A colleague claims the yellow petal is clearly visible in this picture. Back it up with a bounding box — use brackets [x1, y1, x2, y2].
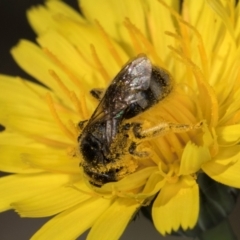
[0, 145, 42, 173]
[11, 40, 77, 106]
[0, 75, 51, 116]
[46, 17, 129, 82]
[185, 0, 224, 59]
[99, 167, 157, 193]
[146, 0, 178, 61]
[202, 146, 240, 188]
[12, 181, 90, 217]
[183, 0, 204, 27]
[235, 3, 240, 40]
[152, 176, 199, 235]
[0, 114, 72, 145]
[87, 198, 140, 240]
[21, 149, 81, 174]
[0, 173, 76, 212]
[31, 198, 111, 240]
[218, 88, 240, 125]
[0, 76, 77, 145]
[0, 131, 44, 173]
[179, 141, 211, 175]
[37, 30, 92, 87]
[81, 0, 147, 42]
[139, 172, 166, 198]
[216, 125, 240, 145]
[45, 0, 83, 21]
[28, 0, 129, 83]
[206, 0, 235, 39]
[27, 0, 85, 35]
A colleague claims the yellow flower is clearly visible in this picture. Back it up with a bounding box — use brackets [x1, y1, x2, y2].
[0, 0, 240, 239]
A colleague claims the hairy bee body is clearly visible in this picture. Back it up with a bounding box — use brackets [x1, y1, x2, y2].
[78, 55, 173, 187]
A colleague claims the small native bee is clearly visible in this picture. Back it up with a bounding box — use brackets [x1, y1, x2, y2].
[78, 54, 199, 187]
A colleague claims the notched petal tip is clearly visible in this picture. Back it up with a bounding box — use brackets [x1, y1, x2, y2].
[152, 176, 199, 235]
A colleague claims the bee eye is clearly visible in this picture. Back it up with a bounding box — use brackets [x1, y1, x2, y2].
[81, 135, 104, 164]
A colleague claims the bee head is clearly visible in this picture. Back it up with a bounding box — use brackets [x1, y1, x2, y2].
[80, 132, 108, 165]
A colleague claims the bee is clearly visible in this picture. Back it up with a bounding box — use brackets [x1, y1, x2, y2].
[78, 54, 200, 187]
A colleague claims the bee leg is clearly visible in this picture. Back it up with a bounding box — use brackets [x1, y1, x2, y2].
[128, 142, 149, 158]
[90, 88, 105, 101]
[133, 121, 203, 139]
[78, 120, 88, 130]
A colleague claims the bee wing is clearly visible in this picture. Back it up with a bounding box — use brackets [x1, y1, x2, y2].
[89, 55, 152, 124]
[119, 54, 152, 92]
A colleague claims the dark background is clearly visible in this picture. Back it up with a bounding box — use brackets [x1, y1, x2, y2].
[0, 0, 239, 239]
